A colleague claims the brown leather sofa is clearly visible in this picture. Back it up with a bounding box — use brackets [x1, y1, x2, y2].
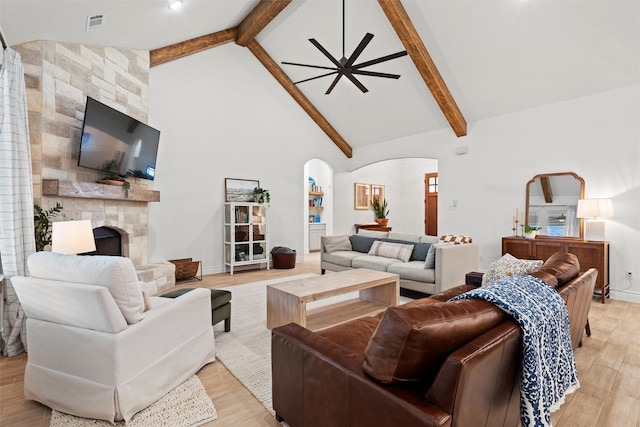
[271, 252, 597, 427]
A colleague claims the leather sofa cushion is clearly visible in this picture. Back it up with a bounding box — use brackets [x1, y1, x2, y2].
[531, 251, 580, 287]
[317, 316, 381, 355]
[363, 299, 505, 384]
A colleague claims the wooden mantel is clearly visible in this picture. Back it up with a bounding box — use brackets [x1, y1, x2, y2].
[43, 179, 160, 203]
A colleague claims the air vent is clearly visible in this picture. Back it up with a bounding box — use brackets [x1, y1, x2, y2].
[86, 14, 105, 31]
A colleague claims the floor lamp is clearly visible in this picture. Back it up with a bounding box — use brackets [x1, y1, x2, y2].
[577, 199, 613, 241]
[51, 220, 96, 255]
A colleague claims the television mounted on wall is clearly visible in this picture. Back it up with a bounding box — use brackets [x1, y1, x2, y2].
[78, 97, 160, 180]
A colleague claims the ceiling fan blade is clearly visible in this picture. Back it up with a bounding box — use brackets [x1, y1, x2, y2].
[342, 71, 369, 93]
[353, 50, 408, 70]
[309, 39, 343, 68]
[294, 71, 339, 85]
[282, 61, 337, 72]
[351, 69, 401, 79]
[325, 73, 344, 95]
[343, 33, 374, 67]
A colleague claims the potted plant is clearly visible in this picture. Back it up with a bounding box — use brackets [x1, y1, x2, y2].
[253, 187, 270, 203]
[371, 198, 390, 226]
[524, 225, 541, 239]
[34, 202, 63, 251]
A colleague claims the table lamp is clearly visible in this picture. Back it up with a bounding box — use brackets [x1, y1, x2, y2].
[576, 198, 613, 241]
[51, 220, 96, 255]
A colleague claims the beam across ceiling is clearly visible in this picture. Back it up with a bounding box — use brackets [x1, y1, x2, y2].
[246, 40, 353, 158]
[150, 28, 238, 67]
[236, 0, 292, 47]
[378, 0, 467, 137]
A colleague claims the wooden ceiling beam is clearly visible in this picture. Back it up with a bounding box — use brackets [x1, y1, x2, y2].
[377, 0, 467, 137]
[540, 176, 554, 203]
[236, 0, 292, 47]
[246, 39, 353, 158]
[150, 27, 238, 67]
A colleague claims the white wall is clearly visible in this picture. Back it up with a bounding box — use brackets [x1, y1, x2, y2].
[149, 44, 639, 302]
[333, 158, 438, 234]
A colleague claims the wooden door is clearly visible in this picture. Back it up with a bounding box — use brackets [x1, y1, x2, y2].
[425, 173, 438, 235]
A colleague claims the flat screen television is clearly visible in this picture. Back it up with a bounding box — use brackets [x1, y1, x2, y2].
[78, 97, 160, 180]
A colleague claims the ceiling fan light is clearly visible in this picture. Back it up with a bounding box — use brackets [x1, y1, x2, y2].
[168, 0, 183, 10]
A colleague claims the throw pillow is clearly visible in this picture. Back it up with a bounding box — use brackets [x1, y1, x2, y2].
[368, 241, 414, 262]
[482, 253, 543, 285]
[439, 234, 473, 244]
[380, 238, 430, 261]
[363, 299, 505, 383]
[424, 244, 436, 269]
[349, 234, 377, 253]
[323, 234, 352, 253]
[141, 288, 152, 312]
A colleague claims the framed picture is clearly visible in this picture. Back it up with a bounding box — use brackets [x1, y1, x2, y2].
[371, 184, 385, 205]
[225, 178, 259, 202]
[354, 182, 370, 210]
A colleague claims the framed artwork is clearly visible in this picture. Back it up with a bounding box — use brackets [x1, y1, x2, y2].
[371, 184, 385, 205]
[354, 182, 370, 210]
[225, 178, 259, 202]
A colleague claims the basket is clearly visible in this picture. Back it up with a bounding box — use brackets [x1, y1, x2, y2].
[272, 252, 296, 269]
[169, 258, 201, 280]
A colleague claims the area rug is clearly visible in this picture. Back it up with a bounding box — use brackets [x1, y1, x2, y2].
[213, 273, 411, 416]
[49, 375, 217, 427]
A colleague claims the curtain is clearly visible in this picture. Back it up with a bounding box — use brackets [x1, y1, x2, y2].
[0, 47, 35, 356]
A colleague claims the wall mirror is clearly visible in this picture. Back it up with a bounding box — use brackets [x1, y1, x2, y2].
[526, 172, 585, 239]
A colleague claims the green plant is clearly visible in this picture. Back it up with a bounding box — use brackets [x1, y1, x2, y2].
[122, 181, 131, 198]
[525, 225, 541, 233]
[371, 198, 389, 219]
[253, 187, 270, 203]
[34, 202, 63, 251]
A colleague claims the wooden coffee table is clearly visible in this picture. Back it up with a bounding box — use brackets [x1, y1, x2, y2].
[266, 269, 399, 331]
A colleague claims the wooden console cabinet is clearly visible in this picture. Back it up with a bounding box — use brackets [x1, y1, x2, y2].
[502, 237, 609, 303]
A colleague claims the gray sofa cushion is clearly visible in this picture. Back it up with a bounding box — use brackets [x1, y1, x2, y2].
[324, 235, 352, 253]
[357, 230, 389, 238]
[387, 233, 421, 243]
[323, 251, 361, 267]
[420, 235, 440, 244]
[388, 261, 436, 283]
[352, 255, 398, 271]
[349, 235, 377, 253]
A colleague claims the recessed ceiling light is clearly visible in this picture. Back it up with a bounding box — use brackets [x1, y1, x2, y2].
[168, 0, 183, 10]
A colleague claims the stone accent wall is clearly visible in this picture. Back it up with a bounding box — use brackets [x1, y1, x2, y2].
[17, 40, 153, 266]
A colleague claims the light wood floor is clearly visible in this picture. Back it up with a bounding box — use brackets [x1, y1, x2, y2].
[1, 253, 639, 426]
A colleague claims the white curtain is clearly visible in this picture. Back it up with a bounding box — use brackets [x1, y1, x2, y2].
[0, 47, 35, 356]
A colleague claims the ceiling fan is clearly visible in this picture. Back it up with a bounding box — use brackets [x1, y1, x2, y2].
[282, 0, 408, 94]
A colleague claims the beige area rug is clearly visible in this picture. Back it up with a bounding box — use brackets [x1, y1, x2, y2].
[49, 375, 217, 427]
[213, 273, 411, 416]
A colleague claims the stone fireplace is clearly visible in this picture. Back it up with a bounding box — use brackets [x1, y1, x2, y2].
[41, 179, 175, 295]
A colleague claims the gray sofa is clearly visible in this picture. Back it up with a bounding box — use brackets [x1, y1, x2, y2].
[320, 230, 479, 295]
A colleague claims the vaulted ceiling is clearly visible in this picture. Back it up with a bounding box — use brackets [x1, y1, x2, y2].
[1, 0, 638, 157]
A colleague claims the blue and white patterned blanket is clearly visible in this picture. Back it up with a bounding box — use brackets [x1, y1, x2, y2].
[450, 275, 579, 427]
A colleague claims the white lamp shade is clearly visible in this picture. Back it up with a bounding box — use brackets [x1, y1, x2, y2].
[52, 220, 96, 255]
[576, 198, 614, 219]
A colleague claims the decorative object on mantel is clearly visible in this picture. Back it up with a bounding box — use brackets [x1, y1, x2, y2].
[371, 198, 390, 226]
[122, 181, 131, 198]
[225, 178, 259, 202]
[524, 226, 542, 239]
[252, 187, 270, 203]
[34, 203, 63, 251]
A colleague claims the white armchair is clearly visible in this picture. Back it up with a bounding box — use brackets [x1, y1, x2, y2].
[12, 252, 216, 423]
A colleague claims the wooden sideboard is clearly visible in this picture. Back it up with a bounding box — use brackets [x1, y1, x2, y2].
[355, 223, 392, 233]
[502, 236, 609, 303]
